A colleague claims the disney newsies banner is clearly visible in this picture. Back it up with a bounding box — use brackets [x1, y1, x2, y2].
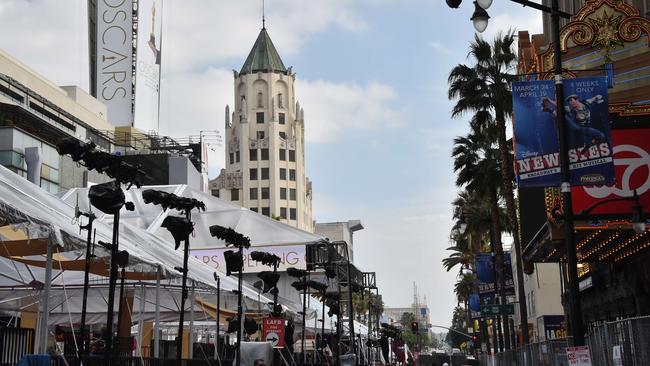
[513, 77, 615, 187]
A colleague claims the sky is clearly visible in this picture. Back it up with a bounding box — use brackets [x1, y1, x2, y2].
[0, 0, 542, 327]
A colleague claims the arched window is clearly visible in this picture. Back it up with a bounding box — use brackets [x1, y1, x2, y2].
[278, 93, 284, 108]
[257, 92, 264, 108]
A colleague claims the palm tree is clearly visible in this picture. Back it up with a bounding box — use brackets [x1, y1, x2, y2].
[452, 130, 512, 349]
[448, 31, 529, 346]
[454, 272, 476, 334]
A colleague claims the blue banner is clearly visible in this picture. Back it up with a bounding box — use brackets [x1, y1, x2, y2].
[503, 253, 515, 296]
[469, 293, 481, 319]
[513, 77, 614, 187]
[475, 253, 495, 295]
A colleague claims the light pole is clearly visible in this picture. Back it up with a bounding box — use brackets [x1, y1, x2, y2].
[446, 0, 577, 347]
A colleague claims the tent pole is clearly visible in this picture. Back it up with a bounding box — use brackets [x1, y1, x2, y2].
[154, 266, 161, 358]
[189, 281, 195, 359]
[301, 275, 307, 364]
[215, 275, 221, 364]
[235, 245, 244, 366]
[79, 214, 95, 356]
[177, 211, 193, 364]
[321, 295, 325, 366]
[137, 283, 145, 357]
[105, 210, 121, 362]
[116, 266, 126, 353]
[39, 238, 54, 354]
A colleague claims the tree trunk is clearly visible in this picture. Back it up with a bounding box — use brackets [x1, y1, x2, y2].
[489, 187, 512, 350]
[495, 112, 529, 347]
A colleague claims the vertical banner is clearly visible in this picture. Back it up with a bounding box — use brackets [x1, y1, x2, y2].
[134, 0, 162, 132]
[96, 0, 134, 126]
[503, 253, 515, 296]
[469, 293, 481, 319]
[513, 77, 614, 187]
[475, 253, 495, 297]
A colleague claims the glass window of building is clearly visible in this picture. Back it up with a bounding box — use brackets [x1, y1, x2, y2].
[290, 208, 297, 220]
[257, 92, 264, 108]
[278, 93, 284, 108]
[279, 113, 285, 125]
[262, 207, 270, 216]
[250, 149, 258, 161]
[229, 153, 234, 164]
[257, 131, 265, 139]
[256, 112, 264, 124]
[212, 190, 220, 198]
[250, 168, 257, 180]
[261, 167, 269, 180]
[235, 150, 240, 163]
[280, 187, 287, 199]
[280, 207, 287, 219]
[231, 189, 239, 201]
[289, 150, 296, 162]
[289, 169, 296, 181]
[279, 132, 286, 139]
[250, 188, 258, 200]
[279, 149, 286, 161]
[251, 207, 258, 213]
[261, 187, 270, 199]
[290, 188, 296, 201]
[279, 168, 287, 180]
[261, 149, 269, 160]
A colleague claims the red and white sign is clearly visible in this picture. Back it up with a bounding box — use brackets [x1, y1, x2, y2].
[573, 128, 650, 215]
[262, 317, 285, 348]
[567, 345, 592, 366]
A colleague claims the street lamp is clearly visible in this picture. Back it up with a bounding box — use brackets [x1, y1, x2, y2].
[574, 190, 646, 234]
[471, 1, 490, 33]
[476, 0, 493, 10]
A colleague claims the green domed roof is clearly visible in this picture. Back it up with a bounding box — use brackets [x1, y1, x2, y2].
[240, 28, 287, 75]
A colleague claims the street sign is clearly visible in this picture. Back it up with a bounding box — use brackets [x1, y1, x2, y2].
[262, 317, 285, 348]
[567, 345, 593, 366]
[480, 304, 515, 316]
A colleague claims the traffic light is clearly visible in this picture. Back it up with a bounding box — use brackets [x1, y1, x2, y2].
[471, 335, 478, 342]
[410, 321, 418, 332]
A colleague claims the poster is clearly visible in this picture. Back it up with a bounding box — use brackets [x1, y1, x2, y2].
[262, 317, 285, 348]
[513, 77, 614, 187]
[567, 345, 593, 366]
[96, 0, 134, 125]
[573, 128, 650, 215]
[475, 253, 495, 295]
[134, 0, 162, 132]
[503, 253, 515, 296]
[469, 293, 481, 319]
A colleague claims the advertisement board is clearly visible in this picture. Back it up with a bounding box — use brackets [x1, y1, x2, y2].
[503, 253, 515, 296]
[191, 244, 306, 273]
[134, 0, 162, 132]
[469, 293, 481, 319]
[262, 317, 285, 348]
[573, 128, 650, 215]
[541, 315, 566, 340]
[567, 345, 593, 366]
[96, 0, 134, 126]
[513, 77, 614, 187]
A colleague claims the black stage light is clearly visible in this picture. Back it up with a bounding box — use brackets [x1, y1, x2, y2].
[209, 225, 250, 248]
[227, 317, 239, 333]
[306, 280, 328, 293]
[350, 282, 363, 293]
[250, 251, 281, 266]
[244, 318, 258, 335]
[112, 161, 145, 188]
[291, 280, 307, 292]
[223, 250, 243, 276]
[287, 267, 307, 278]
[257, 271, 280, 293]
[82, 150, 116, 174]
[56, 138, 95, 162]
[115, 250, 130, 268]
[160, 216, 194, 250]
[446, 0, 462, 8]
[326, 300, 339, 317]
[142, 190, 205, 212]
[89, 181, 125, 214]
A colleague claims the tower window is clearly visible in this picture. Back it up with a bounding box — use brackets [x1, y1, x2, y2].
[278, 93, 284, 108]
[250, 149, 258, 161]
[261, 187, 270, 199]
[235, 150, 240, 163]
[250, 188, 258, 200]
[257, 112, 264, 124]
[261, 149, 269, 160]
[280, 207, 287, 219]
[257, 131, 265, 140]
[290, 208, 297, 220]
[261, 167, 269, 180]
[229, 153, 234, 165]
[289, 150, 296, 162]
[289, 169, 296, 181]
[262, 207, 270, 216]
[279, 168, 287, 180]
[279, 132, 286, 139]
[290, 188, 296, 201]
[257, 92, 264, 108]
[280, 187, 287, 200]
[279, 149, 286, 161]
[231, 189, 239, 201]
[250, 168, 257, 180]
[279, 113, 285, 125]
[212, 190, 220, 198]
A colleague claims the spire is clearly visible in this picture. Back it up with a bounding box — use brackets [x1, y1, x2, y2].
[239, 28, 287, 75]
[262, 0, 266, 29]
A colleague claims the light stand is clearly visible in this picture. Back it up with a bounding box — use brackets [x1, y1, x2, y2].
[142, 189, 205, 364]
[77, 209, 96, 356]
[209, 225, 250, 366]
[213, 273, 221, 365]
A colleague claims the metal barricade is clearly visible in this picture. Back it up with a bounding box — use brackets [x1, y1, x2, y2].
[587, 316, 650, 366]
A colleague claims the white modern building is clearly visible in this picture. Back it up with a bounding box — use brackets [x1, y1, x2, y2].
[210, 27, 314, 232]
[314, 220, 364, 263]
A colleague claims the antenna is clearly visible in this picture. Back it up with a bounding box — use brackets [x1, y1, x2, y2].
[262, 0, 266, 29]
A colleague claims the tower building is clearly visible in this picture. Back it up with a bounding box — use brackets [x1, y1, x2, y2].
[210, 27, 314, 232]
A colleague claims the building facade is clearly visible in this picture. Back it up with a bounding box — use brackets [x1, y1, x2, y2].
[210, 28, 314, 232]
[314, 220, 364, 262]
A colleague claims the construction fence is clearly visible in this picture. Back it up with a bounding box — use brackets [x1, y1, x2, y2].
[478, 315, 650, 366]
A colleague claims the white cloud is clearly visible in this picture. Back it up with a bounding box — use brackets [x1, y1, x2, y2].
[297, 80, 400, 143]
[479, 11, 543, 42]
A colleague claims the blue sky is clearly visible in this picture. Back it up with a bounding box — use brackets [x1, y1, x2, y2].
[0, 0, 542, 327]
